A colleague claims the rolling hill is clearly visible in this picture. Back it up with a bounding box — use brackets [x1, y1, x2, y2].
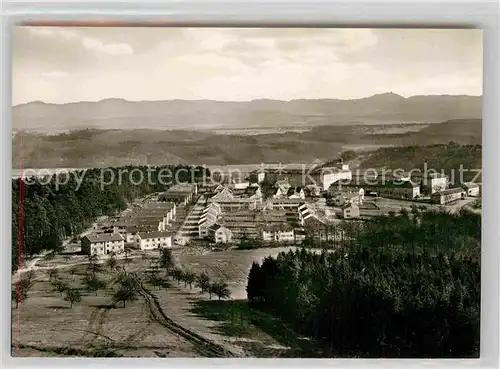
[12, 118, 481, 169]
[12, 93, 482, 133]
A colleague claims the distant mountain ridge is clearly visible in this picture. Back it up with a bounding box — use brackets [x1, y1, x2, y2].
[12, 93, 482, 133]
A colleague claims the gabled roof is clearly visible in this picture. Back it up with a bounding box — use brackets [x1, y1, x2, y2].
[208, 224, 231, 233]
[341, 203, 359, 210]
[84, 233, 124, 243]
[137, 231, 172, 240]
[433, 187, 466, 196]
[165, 183, 196, 194]
[462, 182, 479, 189]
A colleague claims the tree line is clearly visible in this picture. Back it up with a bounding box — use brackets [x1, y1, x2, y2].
[11, 165, 209, 272]
[302, 206, 480, 254]
[246, 208, 480, 358]
[149, 248, 232, 301]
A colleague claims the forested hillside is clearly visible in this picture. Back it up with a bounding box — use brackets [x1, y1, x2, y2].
[359, 143, 482, 182]
[11, 165, 208, 272]
[247, 207, 481, 357]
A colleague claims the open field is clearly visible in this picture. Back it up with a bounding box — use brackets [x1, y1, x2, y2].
[177, 247, 299, 300]
[12, 247, 314, 358]
[11, 260, 201, 358]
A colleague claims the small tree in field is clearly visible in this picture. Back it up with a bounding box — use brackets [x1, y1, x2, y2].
[64, 288, 82, 308]
[146, 273, 170, 290]
[51, 279, 70, 297]
[124, 248, 131, 264]
[183, 270, 197, 290]
[112, 286, 137, 308]
[47, 268, 59, 281]
[158, 248, 174, 276]
[112, 272, 139, 308]
[84, 273, 107, 295]
[170, 268, 183, 285]
[106, 256, 117, 272]
[195, 272, 211, 294]
[211, 281, 231, 301]
[11, 275, 33, 309]
[12, 285, 27, 309]
[88, 260, 104, 275]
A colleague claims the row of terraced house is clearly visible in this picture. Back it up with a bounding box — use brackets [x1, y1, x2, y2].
[81, 183, 198, 255]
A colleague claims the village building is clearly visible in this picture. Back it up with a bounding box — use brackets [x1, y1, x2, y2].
[431, 188, 466, 205]
[81, 233, 125, 256]
[304, 184, 322, 197]
[230, 178, 250, 190]
[232, 185, 263, 202]
[142, 201, 176, 219]
[421, 173, 448, 194]
[217, 198, 260, 211]
[161, 183, 197, 206]
[274, 178, 292, 198]
[136, 231, 172, 250]
[287, 186, 306, 200]
[333, 178, 420, 200]
[261, 224, 295, 243]
[209, 186, 234, 202]
[124, 226, 145, 243]
[320, 164, 353, 191]
[298, 202, 316, 226]
[264, 198, 303, 211]
[328, 189, 364, 207]
[198, 203, 222, 238]
[462, 182, 480, 197]
[208, 224, 233, 244]
[341, 203, 360, 219]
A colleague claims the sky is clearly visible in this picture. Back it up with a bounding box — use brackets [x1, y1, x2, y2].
[12, 27, 483, 105]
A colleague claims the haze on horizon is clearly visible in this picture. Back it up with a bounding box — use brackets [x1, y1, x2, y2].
[12, 27, 483, 106]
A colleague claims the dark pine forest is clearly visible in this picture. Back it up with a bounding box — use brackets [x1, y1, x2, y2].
[11, 165, 208, 272]
[247, 207, 481, 358]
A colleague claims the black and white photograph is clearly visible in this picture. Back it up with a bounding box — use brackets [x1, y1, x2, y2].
[11, 26, 482, 359]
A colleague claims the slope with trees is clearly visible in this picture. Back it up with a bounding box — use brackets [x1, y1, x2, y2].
[246, 208, 480, 358]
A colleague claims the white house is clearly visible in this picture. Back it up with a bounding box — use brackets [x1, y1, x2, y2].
[210, 187, 234, 202]
[81, 233, 125, 256]
[431, 188, 466, 205]
[136, 231, 173, 250]
[231, 178, 250, 190]
[341, 203, 360, 219]
[273, 179, 291, 198]
[287, 186, 306, 200]
[298, 202, 316, 226]
[208, 225, 233, 244]
[199, 203, 222, 237]
[321, 165, 352, 191]
[262, 225, 295, 243]
[425, 173, 448, 194]
[462, 182, 480, 197]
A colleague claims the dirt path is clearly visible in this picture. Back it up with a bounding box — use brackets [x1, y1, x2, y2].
[136, 282, 235, 358]
[77, 306, 112, 345]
